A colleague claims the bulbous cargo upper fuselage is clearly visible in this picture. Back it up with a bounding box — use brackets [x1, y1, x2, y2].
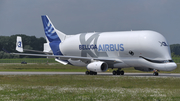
[60, 30, 176, 71]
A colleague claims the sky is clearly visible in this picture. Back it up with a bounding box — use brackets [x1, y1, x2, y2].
[0, 0, 180, 44]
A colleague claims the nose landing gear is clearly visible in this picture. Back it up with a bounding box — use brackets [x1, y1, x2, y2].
[153, 70, 159, 76]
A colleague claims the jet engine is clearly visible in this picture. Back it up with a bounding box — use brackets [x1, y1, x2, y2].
[87, 61, 108, 72]
[134, 67, 153, 72]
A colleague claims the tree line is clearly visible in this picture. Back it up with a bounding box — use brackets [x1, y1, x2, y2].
[0, 34, 179, 58]
[0, 34, 46, 58]
[170, 44, 180, 57]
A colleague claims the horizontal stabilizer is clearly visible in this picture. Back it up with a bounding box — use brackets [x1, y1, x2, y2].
[43, 43, 52, 53]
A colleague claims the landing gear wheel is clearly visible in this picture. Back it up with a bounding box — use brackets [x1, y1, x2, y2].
[85, 71, 89, 75]
[90, 71, 94, 75]
[112, 70, 124, 75]
[117, 70, 121, 75]
[120, 71, 124, 75]
[153, 72, 159, 76]
[88, 71, 97, 75]
[113, 70, 117, 75]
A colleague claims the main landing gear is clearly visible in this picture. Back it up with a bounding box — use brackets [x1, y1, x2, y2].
[85, 71, 97, 75]
[153, 70, 159, 76]
[112, 69, 124, 75]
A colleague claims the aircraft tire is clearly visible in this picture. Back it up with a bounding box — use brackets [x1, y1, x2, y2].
[85, 71, 89, 75]
[90, 71, 94, 75]
[113, 70, 117, 75]
[156, 72, 159, 76]
[117, 70, 121, 75]
[120, 71, 124, 75]
[153, 72, 158, 76]
[94, 72, 97, 75]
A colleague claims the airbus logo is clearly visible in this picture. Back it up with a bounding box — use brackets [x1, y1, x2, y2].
[98, 44, 124, 52]
[159, 41, 168, 46]
[79, 44, 124, 52]
[79, 33, 124, 57]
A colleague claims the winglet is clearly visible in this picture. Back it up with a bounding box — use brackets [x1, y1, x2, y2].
[16, 36, 23, 52]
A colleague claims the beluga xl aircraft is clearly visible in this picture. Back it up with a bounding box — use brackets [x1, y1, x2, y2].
[13, 15, 177, 76]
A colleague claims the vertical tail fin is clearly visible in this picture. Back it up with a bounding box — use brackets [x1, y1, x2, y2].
[16, 36, 23, 52]
[41, 15, 65, 55]
[41, 15, 66, 43]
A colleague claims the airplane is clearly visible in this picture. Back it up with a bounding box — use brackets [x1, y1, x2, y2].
[16, 36, 53, 54]
[12, 15, 177, 76]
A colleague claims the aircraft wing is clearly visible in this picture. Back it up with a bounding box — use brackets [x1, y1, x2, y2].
[23, 49, 52, 54]
[10, 53, 122, 64]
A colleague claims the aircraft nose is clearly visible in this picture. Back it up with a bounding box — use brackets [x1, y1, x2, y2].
[166, 62, 177, 71]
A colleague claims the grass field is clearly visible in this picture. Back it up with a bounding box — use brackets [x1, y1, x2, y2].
[0, 63, 179, 74]
[172, 57, 180, 63]
[0, 75, 180, 101]
[0, 58, 179, 100]
[0, 63, 87, 72]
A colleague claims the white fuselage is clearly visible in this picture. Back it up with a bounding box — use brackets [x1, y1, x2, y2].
[60, 30, 176, 71]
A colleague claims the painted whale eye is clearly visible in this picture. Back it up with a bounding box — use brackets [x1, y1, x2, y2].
[129, 51, 134, 56]
[162, 42, 168, 46]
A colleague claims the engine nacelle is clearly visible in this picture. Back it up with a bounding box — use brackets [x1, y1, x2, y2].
[87, 61, 108, 72]
[134, 67, 153, 72]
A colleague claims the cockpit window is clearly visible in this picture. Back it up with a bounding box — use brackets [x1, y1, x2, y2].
[168, 60, 174, 62]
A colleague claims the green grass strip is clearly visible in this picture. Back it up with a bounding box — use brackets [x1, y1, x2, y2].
[0, 75, 180, 100]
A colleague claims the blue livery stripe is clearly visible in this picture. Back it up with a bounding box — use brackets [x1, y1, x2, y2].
[41, 15, 61, 42]
[49, 41, 63, 55]
[42, 15, 63, 55]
